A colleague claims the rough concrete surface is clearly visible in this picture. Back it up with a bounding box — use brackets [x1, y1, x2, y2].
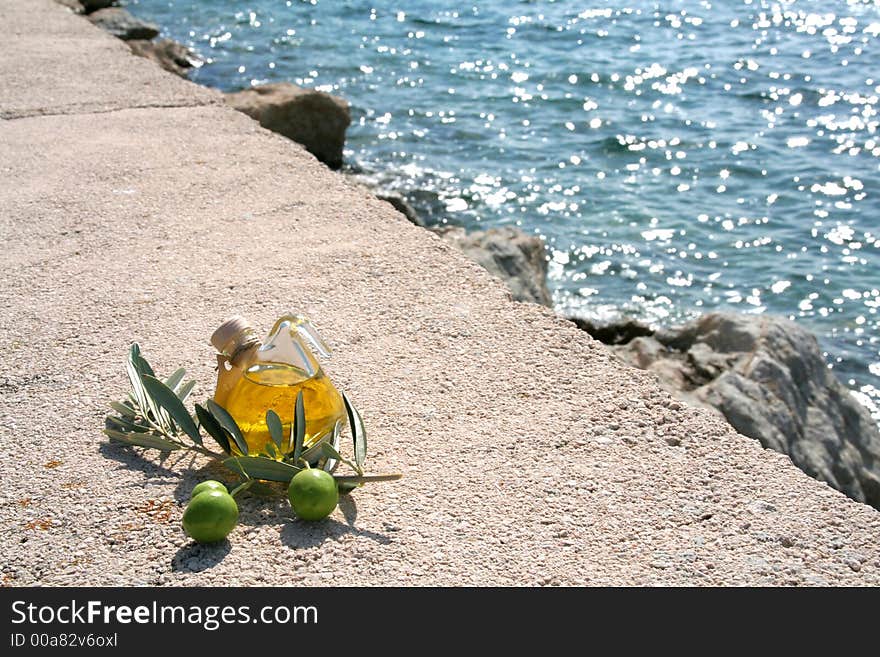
[1, 0, 879, 586]
[0, 0, 218, 119]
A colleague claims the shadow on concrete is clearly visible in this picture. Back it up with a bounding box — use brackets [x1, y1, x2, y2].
[100, 441, 232, 503]
[234, 493, 292, 528]
[99, 441, 184, 481]
[279, 511, 390, 550]
[338, 494, 357, 526]
[170, 460, 240, 504]
[171, 540, 232, 573]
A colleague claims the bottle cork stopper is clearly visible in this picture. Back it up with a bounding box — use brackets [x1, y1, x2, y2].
[210, 316, 254, 354]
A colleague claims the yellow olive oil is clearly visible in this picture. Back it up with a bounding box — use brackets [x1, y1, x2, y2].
[220, 362, 345, 456]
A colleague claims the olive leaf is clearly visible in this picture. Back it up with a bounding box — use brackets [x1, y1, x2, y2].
[229, 480, 254, 498]
[130, 344, 155, 378]
[109, 401, 137, 418]
[291, 390, 305, 462]
[164, 367, 186, 393]
[125, 356, 152, 423]
[141, 375, 202, 445]
[342, 392, 367, 469]
[266, 410, 284, 450]
[103, 428, 181, 451]
[223, 456, 301, 483]
[176, 380, 197, 403]
[105, 415, 151, 433]
[195, 403, 230, 454]
[207, 399, 248, 455]
[337, 482, 359, 496]
[321, 442, 360, 475]
[127, 346, 171, 432]
[263, 440, 281, 460]
[298, 430, 335, 465]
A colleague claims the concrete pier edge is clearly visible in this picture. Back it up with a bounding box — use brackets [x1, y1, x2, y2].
[1, 0, 878, 585]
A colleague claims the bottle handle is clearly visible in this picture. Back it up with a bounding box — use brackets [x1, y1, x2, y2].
[293, 316, 332, 359]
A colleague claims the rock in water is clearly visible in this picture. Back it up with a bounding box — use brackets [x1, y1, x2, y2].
[78, 0, 114, 13]
[599, 312, 880, 508]
[55, 0, 85, 14]
[569, 317, 654, 345]
[225, 83, 351, 169]
[128, 39, 197, 78]
[376, 192, 424, 227]
[87, 8, 160, 41]
[436, 226, 552, 306]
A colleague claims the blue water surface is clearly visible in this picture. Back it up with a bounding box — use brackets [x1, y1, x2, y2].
[129, 0, 880, 418]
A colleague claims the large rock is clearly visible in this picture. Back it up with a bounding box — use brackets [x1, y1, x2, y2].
[589, 313, 880, 508]
[225, 83, 350, 169]
[87, 8, 160, 41]
[569, 317, 654, 345]
[128, 39, 198, 78]
[376, 191, 424, 227]
[79, 0, 114, 13]
[54, 0, 85, 14]
[435, 226, 552, 306]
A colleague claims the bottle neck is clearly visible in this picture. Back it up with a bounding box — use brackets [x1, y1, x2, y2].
[228, 340, 259, 368]
[211, 316, 261, 367]
[215, 329, 258, 366]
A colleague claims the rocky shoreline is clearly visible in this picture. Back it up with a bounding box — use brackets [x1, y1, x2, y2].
[57, 0, 201, 76]
[575, 314, 880, 508]
[68, 0, 880, 510]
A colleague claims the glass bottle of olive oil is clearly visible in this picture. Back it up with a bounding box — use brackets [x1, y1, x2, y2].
[211, 314, 346, 456]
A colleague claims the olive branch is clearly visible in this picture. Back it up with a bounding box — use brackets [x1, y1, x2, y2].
[104, 344, 401, 491]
